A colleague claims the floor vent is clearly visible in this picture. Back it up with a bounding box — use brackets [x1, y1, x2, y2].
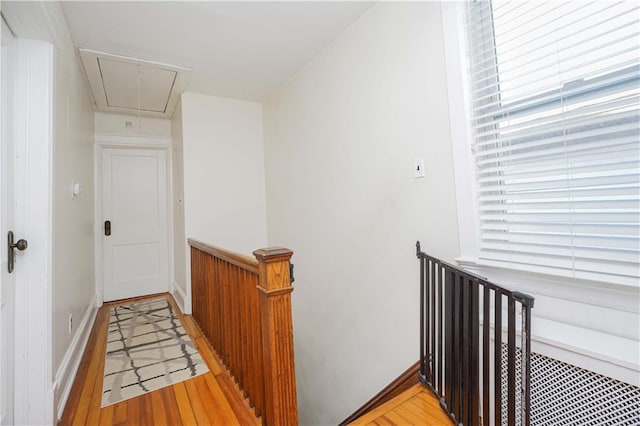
[500, 348, 640, 425]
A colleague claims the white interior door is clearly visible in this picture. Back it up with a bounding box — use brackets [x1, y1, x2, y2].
[0, 18, 17, 426]
[102, 148, 169, 302]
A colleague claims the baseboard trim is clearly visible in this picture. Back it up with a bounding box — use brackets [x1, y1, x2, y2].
[172, 281, 186, 313]
[53, 298, 98, 420]
[339, 361, 420, 425]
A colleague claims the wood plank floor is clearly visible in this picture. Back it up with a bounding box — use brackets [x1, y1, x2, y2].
[349, 384, 454, 426]
[59, 293, 260, 426]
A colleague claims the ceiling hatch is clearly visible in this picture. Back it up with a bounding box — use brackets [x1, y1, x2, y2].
[79, 49, 191, 118]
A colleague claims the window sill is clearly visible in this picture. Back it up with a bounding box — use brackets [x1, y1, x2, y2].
[455, 255, 639, 313]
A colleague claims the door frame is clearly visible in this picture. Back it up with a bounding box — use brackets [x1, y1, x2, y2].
[0, 19, 55, 424]
[0, 17, 18, 426]
[94, 134, 174, 306]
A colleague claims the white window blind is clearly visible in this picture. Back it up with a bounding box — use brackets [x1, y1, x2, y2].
[465, 1, 640, 286]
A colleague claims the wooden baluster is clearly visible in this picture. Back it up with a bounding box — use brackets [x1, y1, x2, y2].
[232, 265, 240, 382]
[203, 252, 208, 339]
[244, 270, 254, 401]
[228, 262, 235, 370]
[191, 247, 199, 325]
[251, 272, 264, 417]
[213, 257, 222, 353]
[203, 253, 210, 341]
[209, 253, 214, 341]
[238, 268, 247, 394]
[241, 270, 252, 400]
[254, 248, 297, 426]
[241, 270, 250, 399]
[221, 261, 229, 365]
[235, 266, 243, 386]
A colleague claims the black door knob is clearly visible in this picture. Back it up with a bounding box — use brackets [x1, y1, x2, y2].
[7, 231, 28, 273]
[12, 239, 27, 251]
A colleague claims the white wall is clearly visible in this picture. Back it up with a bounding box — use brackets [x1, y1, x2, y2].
[263, 3, 459, 425]
[171, 100, 187, 304]
[181, 92, 268, 255]
[51, 27, 95, 378]
[94, 112, 171, 138]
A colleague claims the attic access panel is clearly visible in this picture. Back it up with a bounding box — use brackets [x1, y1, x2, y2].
[79, 49, 191, 118]
[98, 58, 175, 113]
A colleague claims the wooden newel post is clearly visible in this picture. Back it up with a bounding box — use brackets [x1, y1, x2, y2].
[253, 247, 298, 426]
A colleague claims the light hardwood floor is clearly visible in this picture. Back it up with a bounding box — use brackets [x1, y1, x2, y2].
[349, 384, 454, 426]
[59, 293, 260, 425]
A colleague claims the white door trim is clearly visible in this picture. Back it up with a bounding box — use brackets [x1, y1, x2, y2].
[94, 133, 172, 148]
[12, 37, 55, 426]
[0, 17, 18, 426]
[94, 138, 174, 305]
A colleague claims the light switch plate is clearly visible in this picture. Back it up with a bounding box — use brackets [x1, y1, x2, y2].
[71, 180, 82, 198]
[414, 157, 425, 178]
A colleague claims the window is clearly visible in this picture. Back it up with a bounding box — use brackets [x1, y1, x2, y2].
[464, 1, 639, 286]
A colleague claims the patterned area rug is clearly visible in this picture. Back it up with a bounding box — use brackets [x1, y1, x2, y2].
[101, 297, 209, 407]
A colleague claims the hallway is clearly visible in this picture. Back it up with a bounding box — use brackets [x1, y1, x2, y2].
[59, 294, 260, 425]
[2, 2, 638, 424]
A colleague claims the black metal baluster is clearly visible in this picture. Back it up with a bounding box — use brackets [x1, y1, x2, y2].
[519, 294, 534, 426]
[420, 255, 426, 382]
[437, 264, 443, 396]
[461, 276, 470, 425]
[445, 268, 454, 413]
[482, 285, 490, 426]
[470, 279, 480, 426]
[508, 297, 516, 426]
[494, 292, 502, 425]
[452, 271, 462, 422]
[431, 260, 437, 387]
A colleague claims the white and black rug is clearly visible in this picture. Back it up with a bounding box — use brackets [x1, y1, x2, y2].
[101, 297, 209, 407]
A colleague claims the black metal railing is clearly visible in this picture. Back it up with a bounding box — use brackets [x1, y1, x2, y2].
[416, 241, 534, 426]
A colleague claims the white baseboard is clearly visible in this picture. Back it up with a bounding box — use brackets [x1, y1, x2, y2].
[53, 297, 98, 420]
[96, 291, 103, 309]
[172, 281, 186, 313]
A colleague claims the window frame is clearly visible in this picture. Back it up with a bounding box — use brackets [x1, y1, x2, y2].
[443, 1, 639, 295]
[439, 1, 639, 387]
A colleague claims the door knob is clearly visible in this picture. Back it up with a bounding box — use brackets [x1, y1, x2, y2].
[7, 231, 28, 273]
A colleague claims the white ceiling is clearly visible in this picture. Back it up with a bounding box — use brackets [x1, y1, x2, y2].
[61, 1, 374, 103]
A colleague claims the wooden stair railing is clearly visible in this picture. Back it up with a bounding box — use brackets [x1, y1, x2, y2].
[189, 239, 298, 426]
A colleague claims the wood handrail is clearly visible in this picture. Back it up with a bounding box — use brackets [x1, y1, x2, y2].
[188, 238, 259, 273]
[189, 240, 298, 426]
